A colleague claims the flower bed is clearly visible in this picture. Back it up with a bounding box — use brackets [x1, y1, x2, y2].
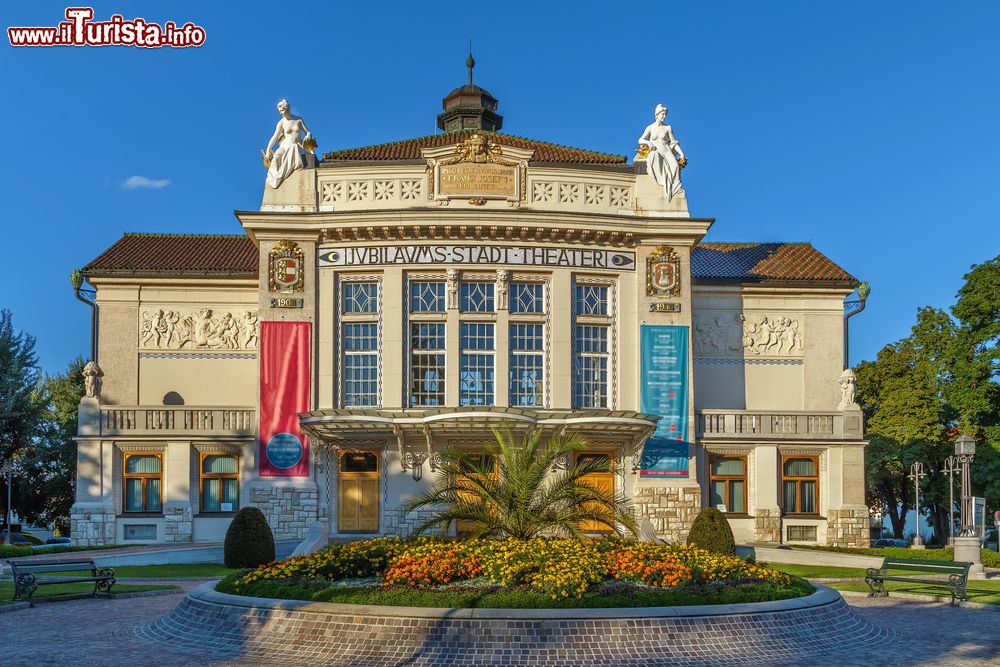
[219, 537, 808, 608]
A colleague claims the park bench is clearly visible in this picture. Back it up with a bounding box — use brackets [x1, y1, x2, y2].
[865, 557, 971, 603]
[6, 558, 116, 602]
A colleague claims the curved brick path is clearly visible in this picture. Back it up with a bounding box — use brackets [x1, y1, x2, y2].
[0, 586, 997, 666]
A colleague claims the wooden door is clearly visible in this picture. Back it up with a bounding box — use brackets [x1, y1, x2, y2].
[576, 452, 614, 533]
[456, 452, 496, 535]
[338, 451, 379, 533]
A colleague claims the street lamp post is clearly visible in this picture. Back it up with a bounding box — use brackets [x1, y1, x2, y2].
[907, 462, 927, 549]
[942, 455, 958, 545]
[953, 434, 985, 579]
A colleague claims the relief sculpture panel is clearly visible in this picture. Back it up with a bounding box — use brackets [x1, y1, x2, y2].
[694, 313, 803, 357]
[139, 308, 258, 350]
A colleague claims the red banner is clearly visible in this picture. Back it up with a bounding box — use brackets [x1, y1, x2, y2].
[259, 321, 311, 477]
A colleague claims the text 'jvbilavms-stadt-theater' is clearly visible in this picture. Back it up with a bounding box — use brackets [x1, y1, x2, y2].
[71, 59, 870, 549]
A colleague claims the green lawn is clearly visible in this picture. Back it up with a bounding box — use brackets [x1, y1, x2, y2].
[0, 581, 176, 604]
[767, 563, 868, 579]
[110, 563, 236, 579]
[831, 579, 1000, 605]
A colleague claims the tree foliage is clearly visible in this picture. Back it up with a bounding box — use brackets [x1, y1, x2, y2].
[403, 428, 638, 539]
[16, 358, 85, 532]
[858, 255, 1000, 541]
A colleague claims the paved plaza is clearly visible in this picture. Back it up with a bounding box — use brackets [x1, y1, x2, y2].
[0, 585, 997, 666]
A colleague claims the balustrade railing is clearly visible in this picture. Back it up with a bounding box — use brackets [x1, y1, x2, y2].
[695, 410, 857, 440]
[98, 406, 256, 436]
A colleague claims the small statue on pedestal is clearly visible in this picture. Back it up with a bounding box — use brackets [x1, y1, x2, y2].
[637, 104, 687, 201]
[262, 99, 316, 189]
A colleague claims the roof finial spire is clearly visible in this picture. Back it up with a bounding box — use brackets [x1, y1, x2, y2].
[466, 38, 475, 87]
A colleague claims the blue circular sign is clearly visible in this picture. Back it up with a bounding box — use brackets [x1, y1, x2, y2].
[266, 432, 303, 469]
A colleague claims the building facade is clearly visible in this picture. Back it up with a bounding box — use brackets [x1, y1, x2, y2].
[71, 72, 868, 548]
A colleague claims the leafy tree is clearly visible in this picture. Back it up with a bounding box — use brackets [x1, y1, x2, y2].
[15, 358, 85, 532]
[404, 428, 638, 539]
[859, 255, 1000, 541]
[0, 310, 43, 528]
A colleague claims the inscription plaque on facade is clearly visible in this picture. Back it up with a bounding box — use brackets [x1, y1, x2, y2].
[426, 134, 527, 204]
[318, 244, 635, 270]
[438, 162, 517, 198]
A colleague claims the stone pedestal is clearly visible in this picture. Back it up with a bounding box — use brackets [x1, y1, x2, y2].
[953, 536, 987, 580]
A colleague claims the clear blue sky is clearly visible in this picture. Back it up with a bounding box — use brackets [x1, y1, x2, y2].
[2, 1, 998, 374]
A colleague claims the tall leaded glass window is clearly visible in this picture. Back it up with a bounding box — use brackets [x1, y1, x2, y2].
[574, 284, 609, 316]
[343, 322, 379, 406]
[410, 281, 446, 312]
[411, 322, 446, 406]
[460, 282, 494, 312]
[509, 323, 544, 406]
[574, 325, 609, 408]
[573, 279, 613, 409]
[340, 280, 380, 408]
[460, 322, 495, 405]
[510, 282, 544, 313]
[342, 282, 378, 313]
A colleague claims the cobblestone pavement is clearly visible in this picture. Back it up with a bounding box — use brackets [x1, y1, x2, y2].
[0, 587, 997, 666]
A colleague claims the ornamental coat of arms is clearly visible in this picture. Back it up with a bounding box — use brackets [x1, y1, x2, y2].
[269, 240, 305, 293]
[646, 245, 681, 297]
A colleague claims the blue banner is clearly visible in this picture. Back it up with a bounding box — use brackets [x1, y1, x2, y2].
[639, 325, 690, 478]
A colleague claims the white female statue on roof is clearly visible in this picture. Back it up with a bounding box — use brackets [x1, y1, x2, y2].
[637, 104, 687, 201]
[262, 99, 316, 189]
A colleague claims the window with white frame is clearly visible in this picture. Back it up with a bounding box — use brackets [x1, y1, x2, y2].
[510, 282, 544, 314]
[340, 280, 380, 407]
[509, 322, 544, 407]
[410, 281, 446, 313]
[410, 321, 446, 406]
[460, 322, 495, 405]
[460, 281, 494, 312]
[573, 282, 612, 408]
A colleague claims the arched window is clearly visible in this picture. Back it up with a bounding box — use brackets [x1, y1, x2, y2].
[123, 454, 162, 513]
[781, 456, 819, 515]
[201, 453, 239, 513]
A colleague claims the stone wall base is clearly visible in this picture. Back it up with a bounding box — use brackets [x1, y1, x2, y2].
[70, 504, 116, 547]
[383, 507, 443, 537]
[163, 504, 193, 543]
[755, 508, 782, 544]
[826, 508, 869, 548]
[249, 484, 318, 540]
[633, 485, 702, 543]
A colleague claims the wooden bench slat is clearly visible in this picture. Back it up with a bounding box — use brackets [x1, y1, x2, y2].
[866, 557, 970, 603]
[6, 557, 115, 603]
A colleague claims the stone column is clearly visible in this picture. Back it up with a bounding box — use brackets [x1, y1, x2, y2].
[163, 441, 193, 543]
[753, 445, 782, 544]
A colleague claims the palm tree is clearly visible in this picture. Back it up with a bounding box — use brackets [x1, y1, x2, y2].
[402, 427, 638, 539]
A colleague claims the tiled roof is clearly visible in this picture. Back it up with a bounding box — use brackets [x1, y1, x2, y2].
[82, 233, 257, 277]
[693, 242, 858, 285]
[82, 235, 856, 287]
[321, 130, 627, 164]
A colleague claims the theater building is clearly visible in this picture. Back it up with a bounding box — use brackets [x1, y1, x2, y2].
[71, 66, 869, 548]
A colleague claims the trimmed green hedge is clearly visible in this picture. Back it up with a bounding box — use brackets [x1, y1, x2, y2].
[792, 544, 1000, 568]
[215, 574, 814, 609]
[224, 507, 275, 568]
[686, 508, 736, 555]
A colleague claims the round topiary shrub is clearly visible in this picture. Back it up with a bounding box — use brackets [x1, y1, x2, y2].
[224, 507, 276, 568]
[686, 507, 736, 555]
